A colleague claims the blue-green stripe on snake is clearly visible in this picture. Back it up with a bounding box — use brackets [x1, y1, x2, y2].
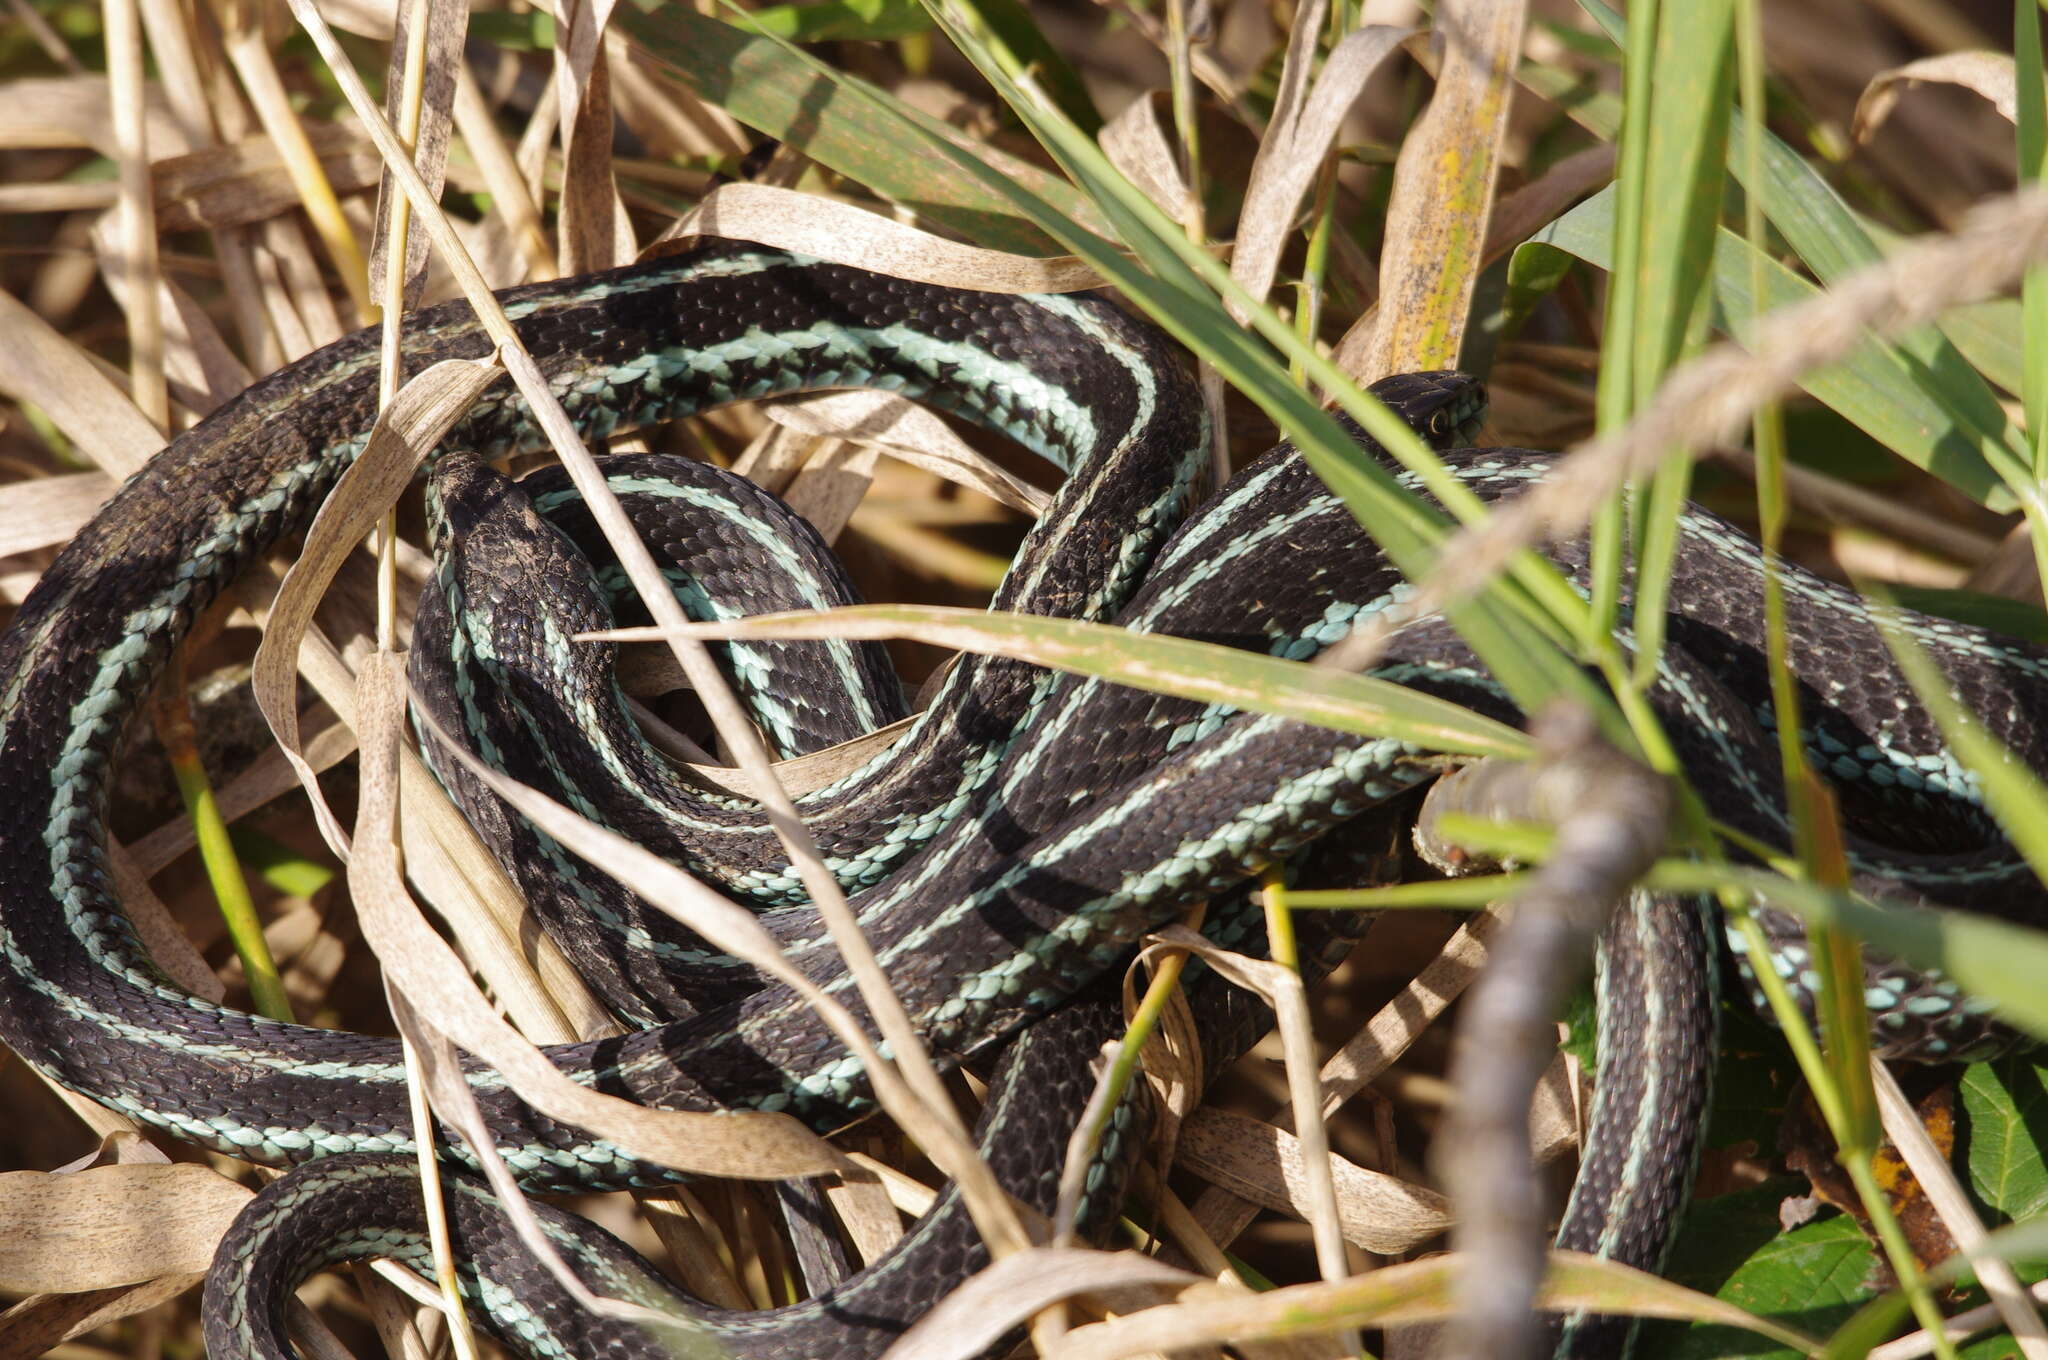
[0, 240, 2041, 1360]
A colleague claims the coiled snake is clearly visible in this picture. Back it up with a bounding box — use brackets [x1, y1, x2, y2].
[0, 241, 2040, 1360]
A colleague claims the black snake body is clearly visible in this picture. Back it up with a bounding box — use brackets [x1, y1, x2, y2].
[0, 241, 2040, 1360]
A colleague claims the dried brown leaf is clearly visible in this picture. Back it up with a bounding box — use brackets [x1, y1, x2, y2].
[1231, 25, 1419, 317]
[1855, 52, 2016, 142]
[0, 471, 113, 557]
[0, 287, 161, 477]
[669, 183, 1104, 293]
[764, 391, 1050, 516]
[1361, 0, 1526, 375]
[1176, 1108, 1450, 1254]
[0, 1164, 251, 1291]
[886, 1248, 1199, 1360]
[251, 355, 502, 856]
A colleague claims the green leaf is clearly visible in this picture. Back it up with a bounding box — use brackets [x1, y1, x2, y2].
[1655, 1200, 1878, 1360]
[1701, 1000, 1801, 1156]
[1963, 1057, 2048, 1222]
[908, 0, 1638, 751]
[1642, 859, 2048, 1049]
[466, 10, 555, 49]
[1502, 238, 1578, 339]
[1727, 120, 2029, 501]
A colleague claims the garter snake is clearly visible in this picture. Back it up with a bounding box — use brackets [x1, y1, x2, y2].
[0, 241, 2041, 1360]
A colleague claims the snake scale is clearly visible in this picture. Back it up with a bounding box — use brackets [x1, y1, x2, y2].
[0, 240, 2043, 1360]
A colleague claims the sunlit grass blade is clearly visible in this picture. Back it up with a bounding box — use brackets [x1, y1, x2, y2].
[594, 603, 1533, 758]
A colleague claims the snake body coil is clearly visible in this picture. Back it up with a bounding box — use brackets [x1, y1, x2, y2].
[1, 241, 2043, 1360]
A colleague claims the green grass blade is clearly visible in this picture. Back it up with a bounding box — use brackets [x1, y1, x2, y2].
[608, 604, 1533, 757]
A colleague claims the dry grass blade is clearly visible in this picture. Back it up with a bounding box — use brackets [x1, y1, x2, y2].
[351, 652, 848, 1179]
[593, 604, 1526, 756]
[100, 0, 165, 430]
[762, 392, 1051, 515]
[1230, 25, 1418, 317]
[222, 13, 373, 320]
[251, 356, 503, 857]
[1099, 94, 1189, 223]
[391, 991, 688, 1334]
[1042, 1252, 1815, 1360]
[1175, 1108, 1450, 1254]
[671, 183, 1102, 292]
[402, 677, 1052, 1250]
[0, 1272, 209, 1358]
[451, 63, 555, 281]
[125, 718, 356, 877]
[0, 286, 160, 476]
[1143, 926, 1350, 1303]
[107, 843, 226, 1002]
[0, 1165, 251, 1290]
[0, 471, 112, 558]
[0, 72, 187, 156]
[1359, 0, 1527, 375]
[553, 0, 632, 272]
[884, 1249, 1200, 1360]
[12, 0, 2044, 1351]
[286, 6, 1008, 1245]
[367, 0, 465, 310]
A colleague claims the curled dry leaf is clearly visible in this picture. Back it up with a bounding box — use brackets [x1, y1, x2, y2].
[666, 182, 1104, 293]
[0, 1272, 210, 1357]
[552, 0, 632, 274]
[0, 1164, 251, 1291]
[1144, 925, 1348, 1286]
[366, 0, 466, 309]
[884, 1247, 1201, 1360]
[1854, 52, 2017, 143]
[1176, 1107, 1451, 1255]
